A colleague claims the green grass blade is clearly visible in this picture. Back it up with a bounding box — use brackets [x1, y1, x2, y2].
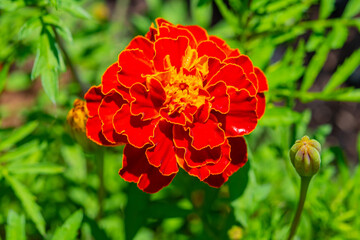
[5, 175, 46, 237]
[0, 122, 38, 151]
[6, 210, 26, 240]
[51, 210, 83, 240]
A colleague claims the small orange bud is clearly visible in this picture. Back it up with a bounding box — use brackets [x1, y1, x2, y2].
[289, 136, 321, 177]
[67, 99, 88, 133]
[67, 99, 93, 149]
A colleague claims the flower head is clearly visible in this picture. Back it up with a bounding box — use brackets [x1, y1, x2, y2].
[84, 18, 268, 193]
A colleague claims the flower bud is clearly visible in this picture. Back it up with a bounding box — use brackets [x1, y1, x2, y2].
[289, 136, 321, 177]
[67, 99, 93, 149]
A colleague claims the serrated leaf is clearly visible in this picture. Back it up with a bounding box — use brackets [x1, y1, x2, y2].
[0, 140, 44, 163]
[8, 163, 64, 175]
[0, 122, 38, 151]
[6, 210, 26, 240]
[320, 0, 335, 19]
[324, 48, 360, 93]
[43, 15, 72, 42]
[41, 68, 59, 103]
[51, 210, 83, 240]
[5, 175, 46, 237]
[343, 0, 360, 18]
[18, 17, 42, 40]
[301, 42, 330, 92]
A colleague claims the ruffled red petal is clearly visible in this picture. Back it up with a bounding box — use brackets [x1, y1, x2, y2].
[173, 125, 222, 167]
[203, 57, 225, 86]
[189, 114, 226, 150]
[146, 120, 179, 175]
[153, 36, 189, 72]
[85, 86, 103, 118]
[254, 67, 268, 92]
[145, 23, 157, 41]
[118, 49, 154, 88]
[206, 81, 230, 114]
[157, 25, 197, 48]
[159, 108, 186, 126]
[98, 92, 127, 144]
[130, 80, 165, 120]
[209, 35, 240, 57]
[203, 137, 247, 187]
[207, 64, 256, 96]
[182, 25, 208, 44]
[197, 41, 226, 61]
[120, 144, 176, 193]
[86, 116, 116, 146]
[215, 89, 258, 137]
[256, 92, 266, 118]
[125, 36, 155, 60]
[113, 104, 158, 148]
[224, 55, 254, 76]
[179, 140, 231, 181]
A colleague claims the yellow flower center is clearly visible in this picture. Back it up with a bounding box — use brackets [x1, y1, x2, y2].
[163, 68, 205, 114]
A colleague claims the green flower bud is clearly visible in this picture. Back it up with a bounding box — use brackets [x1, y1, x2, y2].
[289, 136, 321, 177]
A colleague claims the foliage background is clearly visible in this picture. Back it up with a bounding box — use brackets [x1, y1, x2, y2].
[0, 0, 360, 239]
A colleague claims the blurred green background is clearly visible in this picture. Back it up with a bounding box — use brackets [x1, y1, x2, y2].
[0, 0, 360, 239]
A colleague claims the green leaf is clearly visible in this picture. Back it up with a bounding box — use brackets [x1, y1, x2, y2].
[324, 48, 360, 93]
[0, 62, 10, 94]
[301, 42, 330, 92]
[0, 140, 45, 163]
[197, 0, 212, 7]
[51, 210, 83, 240]
[343, 0, 360, 18]
[60, 1, 91, 19]
[320, 0, 335, 19]
[0, 122, 38, 151]
[18, 17, 42, 40]
[40, 68, 59, 104]
[228, 160, 250, 201]
[124, 184, 149, 240]
[6, 210, 26, 240]
[7, 163, 64, 175]
[357, 132, 360, 161]
[258, 106, 302, 126]
[42, 15, 72, 42]
[328, 24, 348, 49]
[5, 175, 46, 237]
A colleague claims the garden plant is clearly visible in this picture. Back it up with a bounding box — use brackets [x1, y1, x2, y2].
[0, 0, 360, 239]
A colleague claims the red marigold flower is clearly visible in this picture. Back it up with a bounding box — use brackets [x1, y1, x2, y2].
[84, 18, 268, 193]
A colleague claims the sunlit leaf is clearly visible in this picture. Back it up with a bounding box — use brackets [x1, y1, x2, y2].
[5, 175, 46, 237]
[0, 140, 45, 163]
[320, 0, 335, 19]
[342, 0, 360, 18]
[0, 122, 38, 151]
[324, 48, 360, 93]
[301, 43, 330, 92]
[40, 68, 59, 104]
[51, 210, 83, 240]
[258, 106, 302, 126]
[6, 210, 26, 240]
[7, 163, 64, 175]
[18, 17, 42, 40]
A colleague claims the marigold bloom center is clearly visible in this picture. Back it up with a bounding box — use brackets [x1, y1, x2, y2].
[161, 67, 205, 114]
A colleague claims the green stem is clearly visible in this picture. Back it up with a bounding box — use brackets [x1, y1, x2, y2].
[287, 176, 312, 240]
[96, 150, 105, 221]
